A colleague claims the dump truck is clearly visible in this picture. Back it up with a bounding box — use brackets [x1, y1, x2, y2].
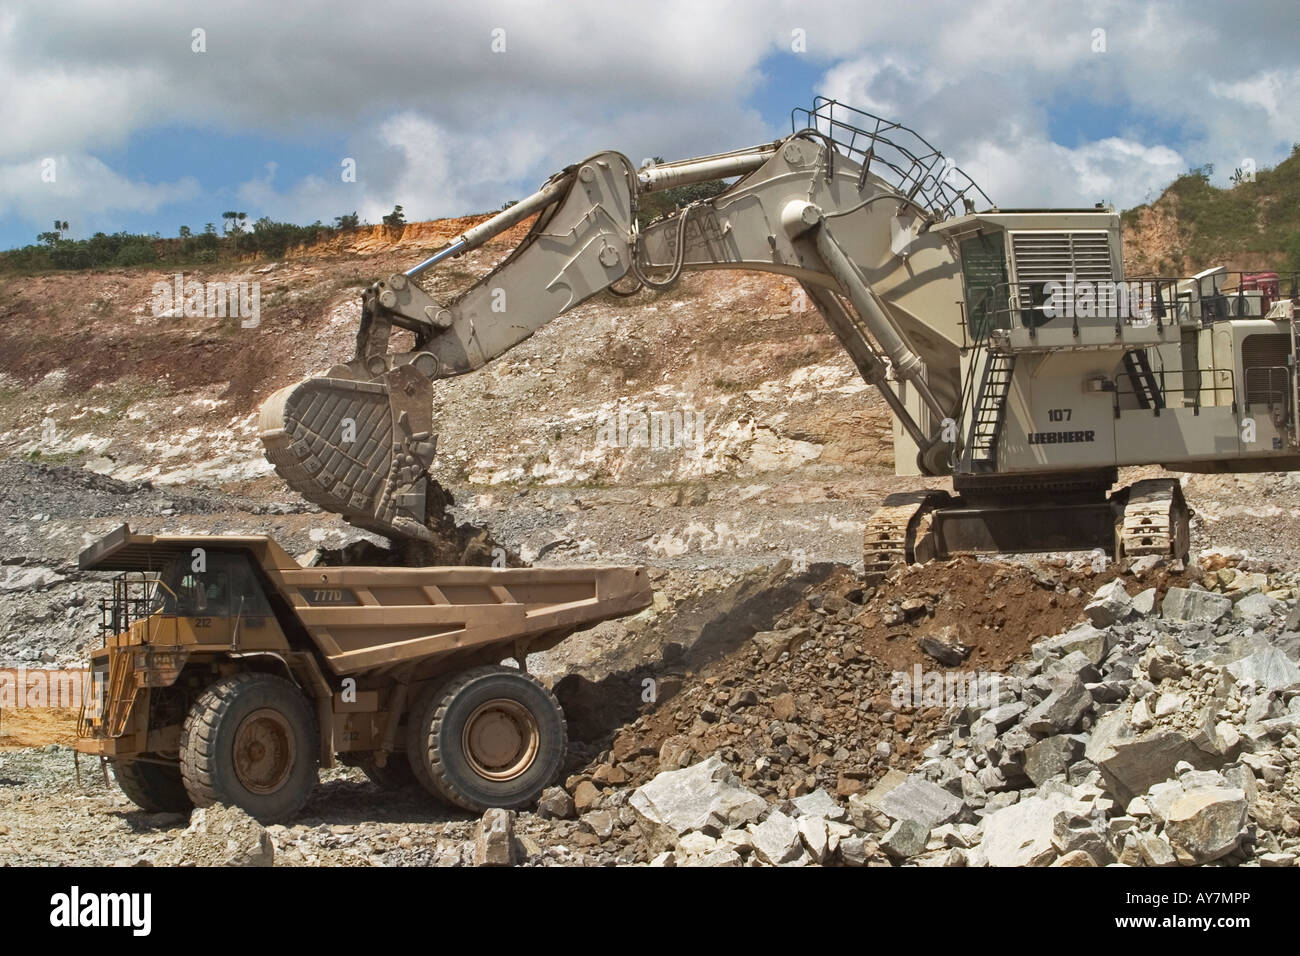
[260, 97, 1300, 573]
[75, 524, 651, 822]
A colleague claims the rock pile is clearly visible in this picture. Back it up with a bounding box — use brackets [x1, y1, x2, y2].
[557, 553, 1300, 866]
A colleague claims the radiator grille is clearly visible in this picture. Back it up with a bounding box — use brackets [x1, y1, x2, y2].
[1241, 332, 1290, 407]
[1011, 231, 1114, 308]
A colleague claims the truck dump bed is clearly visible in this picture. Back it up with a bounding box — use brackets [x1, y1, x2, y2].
[80, 525, 652, 675]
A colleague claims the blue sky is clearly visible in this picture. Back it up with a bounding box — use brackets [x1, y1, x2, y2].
[3, 1, 1298, 251]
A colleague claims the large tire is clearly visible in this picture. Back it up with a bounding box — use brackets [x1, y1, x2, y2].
[112, 754, 193, 813]
[406, 666, 566, 812]
[179, 673, 319, 823]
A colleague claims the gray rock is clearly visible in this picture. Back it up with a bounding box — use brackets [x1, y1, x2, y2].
[1086, 579, 1133, 627]
[1137, 833, 1179, 867]
[1163, 787, 1248, 865]
[838, 836, 870, 866]
[975, 765, 1007, 793]
[791, 788, 846, 822]
[580, 809, 616, 840]
[1085, 680, 1128, 703]
[1045, 651, 1100, 683]
[980, 794, 1083, 866]
[1227, 647, 1300, 693]
[536, 786, 575, 820]
[178, 804, 274, 867]
[1032, 624, 1111, 665]
[880, 818, 930, 860]
[866, 772, 963, 829]
[1131, 587, 1158, 616]
[1232, 592, 1284, 626]
[797, 815, 830, 863]
[975, 701, 1028, 733]
[846, 792, 893, 833]
[747, 810, 806, 865]
[1162, 588, 1233, 623]
[1129, 555, 1165, 578]
[630, 757, 767, 844]
[475, 808, 517, 867]
[1023, 676, 1094, 735]
[1051, 809, 1114, 865]
[999, 725, 1036, 760]
[918, 631, 971, 666]
[1085, 708, 1221, 806]
[1024, 735, 1084, 786]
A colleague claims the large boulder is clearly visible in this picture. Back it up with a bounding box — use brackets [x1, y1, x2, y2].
[980, 794, 1087, 867]
[1163, 787, 1248, 865]
[1162, 588, 1232, 623]
[1227, 647, 1300, 693]
[1022, 677, 1094, 735]
[1024, 735, 1084, 786]
[1085, 707, 1221, 806]
[1031, 624, 1112, 665]
[860, 771, 963, 829]
[1232, 592, 1284, 627]
[630, 757, 767, 847]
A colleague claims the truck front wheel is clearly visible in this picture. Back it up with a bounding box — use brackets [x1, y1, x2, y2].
[179, 673, 319, 823]
[406, 666, 567, 812]
[112, 755, 193, 813]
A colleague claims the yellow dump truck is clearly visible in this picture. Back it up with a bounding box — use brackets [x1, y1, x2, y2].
[75, 524, 651, 822]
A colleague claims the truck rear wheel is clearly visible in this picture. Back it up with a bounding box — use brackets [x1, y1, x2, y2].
[179, 673, 319, 823]
[112, 754, 193, 813]
[406, 666, 567, 812]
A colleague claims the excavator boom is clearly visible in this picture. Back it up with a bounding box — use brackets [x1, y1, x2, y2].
[259, 98, 1300, 572]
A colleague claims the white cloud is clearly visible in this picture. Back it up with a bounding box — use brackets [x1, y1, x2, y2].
[2, 0, 1298, 233]
[0, 154, 198, 235]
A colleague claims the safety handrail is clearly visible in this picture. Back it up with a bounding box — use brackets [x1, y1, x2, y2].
[792, 98, 992, 220]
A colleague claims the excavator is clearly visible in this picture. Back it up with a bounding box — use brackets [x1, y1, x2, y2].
[259, 98, 1300, 578]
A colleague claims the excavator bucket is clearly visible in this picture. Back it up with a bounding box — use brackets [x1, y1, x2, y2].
[258, 363, 439, 542]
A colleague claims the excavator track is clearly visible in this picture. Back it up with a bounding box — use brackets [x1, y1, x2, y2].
[1115, 478, 1191, 562]
[862, 490, 950, 583]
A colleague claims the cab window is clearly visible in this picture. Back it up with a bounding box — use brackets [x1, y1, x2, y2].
[163, 553, 267, 618]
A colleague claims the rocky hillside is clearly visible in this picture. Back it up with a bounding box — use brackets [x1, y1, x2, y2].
[1122, 146, 1300, 277]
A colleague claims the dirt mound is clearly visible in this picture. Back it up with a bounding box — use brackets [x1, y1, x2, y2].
[808, 557, 1181, 673]
[564, 555, 1194, 806]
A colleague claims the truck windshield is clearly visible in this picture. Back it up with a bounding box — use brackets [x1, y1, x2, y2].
[148, 552, 258, 617]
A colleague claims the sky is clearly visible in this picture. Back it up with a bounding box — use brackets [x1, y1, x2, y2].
[2, 0, 1298, 250]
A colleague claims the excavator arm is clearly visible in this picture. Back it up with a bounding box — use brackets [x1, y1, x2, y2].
[259, 107, 991, 544]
